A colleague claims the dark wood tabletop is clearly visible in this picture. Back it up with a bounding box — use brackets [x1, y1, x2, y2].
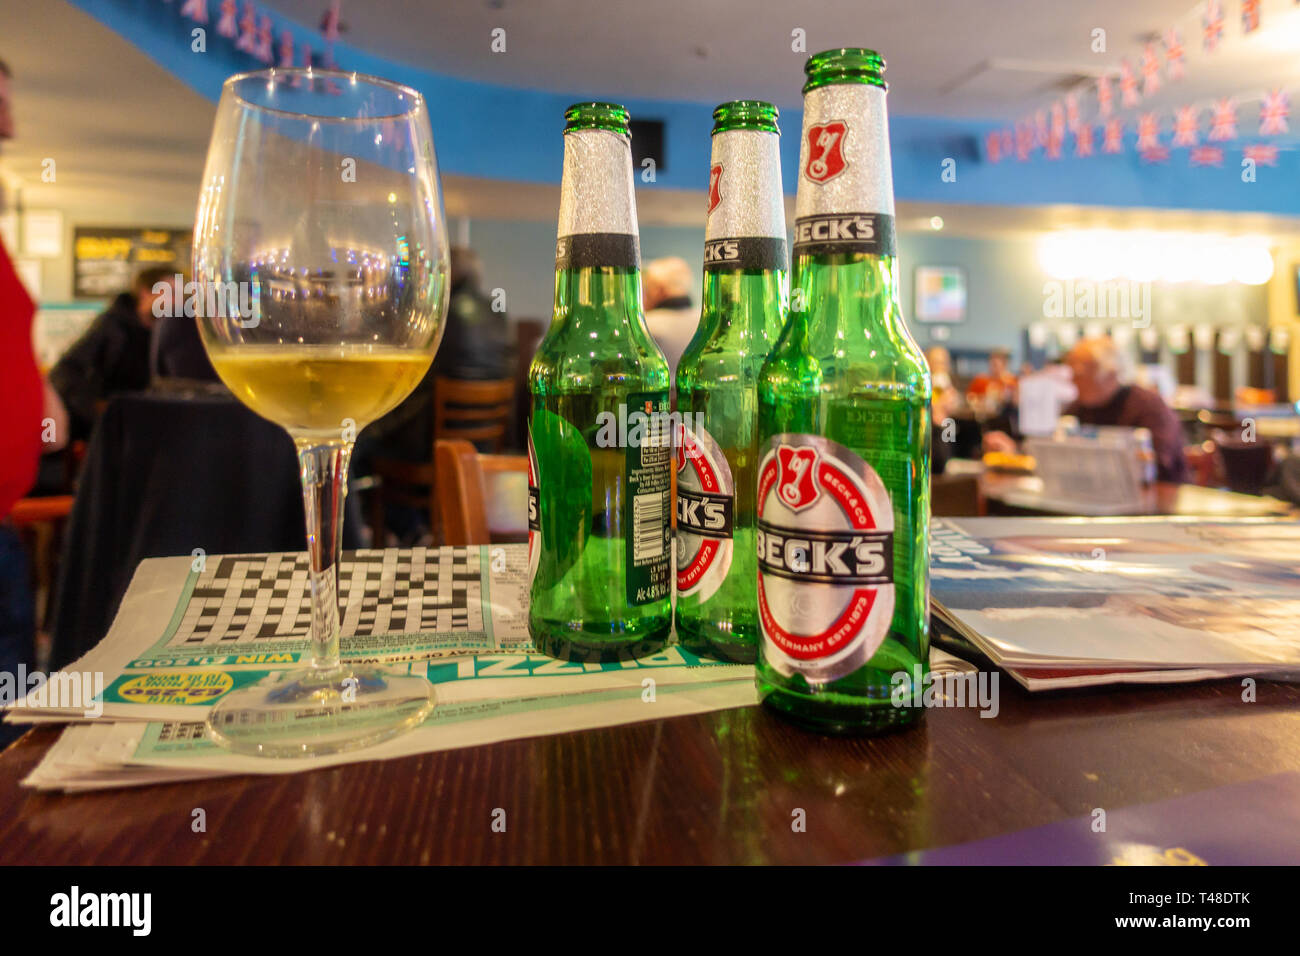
[3, 676, 1299, 864]
[979, 471, 1296, 518]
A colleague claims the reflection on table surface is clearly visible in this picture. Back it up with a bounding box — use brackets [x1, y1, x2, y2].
[945, 459, 1296, 518]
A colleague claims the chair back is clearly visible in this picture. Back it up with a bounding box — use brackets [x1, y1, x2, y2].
[512, 318, 547, 449]
[930, 473, 982, 517]
[1213, 435, 1274, 495]
[434, 377, 515, 453]
[435, 439, 528, 546]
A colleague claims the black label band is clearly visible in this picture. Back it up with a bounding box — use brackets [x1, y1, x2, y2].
[756, 522, 894, 586]
[792, 213, 896, 258]
[556, 233, 639, 269]
[527, 485, 540, 532]
[703, 237, 787, 272]
[677, 487, 734, 538]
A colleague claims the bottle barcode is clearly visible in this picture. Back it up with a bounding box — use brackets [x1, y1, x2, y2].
[633, 491, 666, 562]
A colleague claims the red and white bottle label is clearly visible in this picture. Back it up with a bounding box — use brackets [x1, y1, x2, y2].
[527, 430, 540, 586]
[675, 423, 734, 602]
[757, 434, 895, 684]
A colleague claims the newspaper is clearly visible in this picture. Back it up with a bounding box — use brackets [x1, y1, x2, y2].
[22, 649, 974, 792]
[5, 541, 982, 791]
[4, 544, 759, 790]
[931, 516, 1300, 689]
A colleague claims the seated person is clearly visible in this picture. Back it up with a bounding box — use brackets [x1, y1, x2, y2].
[926, 346, 959, 475]
[354, 246, 513, 545]
[985, 337, 1188, 483]
[966, 347, 1018, 415]
[49, 265, 170, 439]
[150, 305, 218, 382]
[642, 256, 696, 388]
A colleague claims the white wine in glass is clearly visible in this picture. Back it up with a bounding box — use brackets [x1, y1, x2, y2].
[193, 68, 449, 757]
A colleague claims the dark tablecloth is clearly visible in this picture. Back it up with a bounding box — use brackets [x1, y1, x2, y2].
[51, 391, 360, 669]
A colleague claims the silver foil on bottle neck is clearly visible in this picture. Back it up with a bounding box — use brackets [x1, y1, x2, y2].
[557, 127, 640, 240]
[794, 84, 895, 219]
[706, 129, 786, 240]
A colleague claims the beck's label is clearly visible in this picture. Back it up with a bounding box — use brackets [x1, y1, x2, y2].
[675, 423, 735, 601]
[555, 233, 639, 270]
[793, 212, 896, 257]
[756, 434, 896, 684]
[703, 236, 787, 272]
[625, 393, 672, 605]
[804, 120, 849, 183]
[527, 431, 540, 585]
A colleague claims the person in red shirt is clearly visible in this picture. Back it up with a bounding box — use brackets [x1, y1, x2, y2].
[966, 347, 1018, 413]
[0, 57, 42, 519]
[1, 56, 66, 742]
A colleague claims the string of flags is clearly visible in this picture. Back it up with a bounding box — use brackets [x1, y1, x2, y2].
[163, 0, 346, 88]
[985, 0, 1293, 168]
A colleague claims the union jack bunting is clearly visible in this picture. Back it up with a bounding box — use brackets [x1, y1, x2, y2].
[1208, 98, 1237, 141]
[1204, 0, 1225, 51]
[1259, 88, 1290, 135]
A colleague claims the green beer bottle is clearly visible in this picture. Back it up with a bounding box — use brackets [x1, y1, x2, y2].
[755, 49, 931, 733]
[528, 102, 673, 662]
[675, 100, 788, 664]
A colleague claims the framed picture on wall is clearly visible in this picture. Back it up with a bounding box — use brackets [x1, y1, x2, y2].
[914, 265, 967, 323]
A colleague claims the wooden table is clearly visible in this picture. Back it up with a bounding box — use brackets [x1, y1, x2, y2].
[3, 678, 1299, 864]
[979, 472, 1296, 518]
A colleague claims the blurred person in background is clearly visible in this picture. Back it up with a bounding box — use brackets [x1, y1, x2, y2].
[642, 256, 696, 386]
[966, 346, 1018, 417]
[0, 56, 68, 743]
[431, 246, 512, 384]
[984, 337, 1187, 483]
[355, 246, 512, 543]
[1063, 336, 1187, 483]
[49, 265, 171, 440]
[926, 345, 960, 475]
[150, 277, 219, 382]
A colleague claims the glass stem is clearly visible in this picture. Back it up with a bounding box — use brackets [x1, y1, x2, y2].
[296, 441, 352, 672]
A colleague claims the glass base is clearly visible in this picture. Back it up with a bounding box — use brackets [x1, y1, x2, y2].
[530, 622, 672, 663]
[205, 665, 435, 758]
[758, 682, 923, 737]
[674, 619, 757, 664]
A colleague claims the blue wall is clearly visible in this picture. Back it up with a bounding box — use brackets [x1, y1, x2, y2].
[71, 0, 1300, 216]
[465, 219, 1268, 368]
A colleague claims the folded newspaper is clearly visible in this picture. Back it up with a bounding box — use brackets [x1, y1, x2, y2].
[931, 516, 1300, 690]
[8, 543, 976, 791]
[4, 545, 756, 789]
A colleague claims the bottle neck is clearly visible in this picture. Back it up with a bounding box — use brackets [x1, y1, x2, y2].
[557, 127, 639, 241]
[697, 125, 788, 345]
[706, 129, 785, 242]
[699, 268, 787, 343]
[552, 264, 643, 328]
[790, 81, 902, 342]
[551, 126, 643, 331]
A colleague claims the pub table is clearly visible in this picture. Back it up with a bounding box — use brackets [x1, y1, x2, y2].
[979, 472, 1296, 518]
[3, 677, 1298, 865]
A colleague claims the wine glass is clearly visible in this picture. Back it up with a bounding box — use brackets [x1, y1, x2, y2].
[192, 68, 449, 757]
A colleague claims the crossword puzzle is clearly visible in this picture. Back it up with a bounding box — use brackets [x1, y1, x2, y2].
[166, 548, 483, 646]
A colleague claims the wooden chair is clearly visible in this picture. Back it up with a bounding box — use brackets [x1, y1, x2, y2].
[1184, 441, 1218, 487]
[931, 473, 983, 517]
[367, 377, 516, 545]
[1211, 432, 1275, 495]
[511, 318, 547, 450]
[367, 458, 438, 546]
[9, 495, 76, 645]
[435, 439, 529, 546]
[434, 376, 515, 453]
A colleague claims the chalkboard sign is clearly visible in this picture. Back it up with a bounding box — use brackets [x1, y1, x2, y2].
[73, 226, 191, 299]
